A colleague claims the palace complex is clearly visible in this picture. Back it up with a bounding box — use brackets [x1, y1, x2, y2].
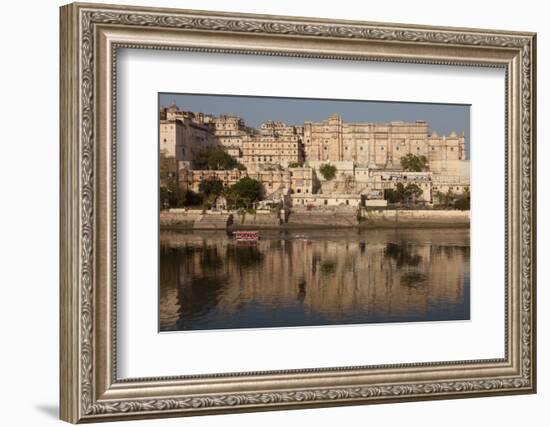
[159, 103, 470, 206]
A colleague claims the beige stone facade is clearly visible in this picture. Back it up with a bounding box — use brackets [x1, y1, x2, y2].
[303, 114, 465, 168]
[290, 193, 362, 207]
[213, 114, 248, 149]
[186, 169, 244, 193]
[159, 104, 217, 165]
[160, 104, 469, 207]
[432, 174, 470, 196]
[241, 121, 304, 167]
[289, 167, 317, 195]
[366, 171, 433, 202]
[181, 167, 315, 197]
[241, 137, 302, 167]
[430, 159, 470, 176]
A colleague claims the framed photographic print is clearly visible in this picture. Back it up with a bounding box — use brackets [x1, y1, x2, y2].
[60, 2, 537, 423]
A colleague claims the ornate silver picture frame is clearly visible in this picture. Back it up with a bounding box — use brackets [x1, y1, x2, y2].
[60, 2, 536, 423]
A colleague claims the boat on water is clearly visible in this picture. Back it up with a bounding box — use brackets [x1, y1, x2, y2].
[233, 231, 260, 242]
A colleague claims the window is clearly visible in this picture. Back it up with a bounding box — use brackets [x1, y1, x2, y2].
[395, 147, 399, 151]
[381, 146, 384, 150]
[324, 200, 328, 205]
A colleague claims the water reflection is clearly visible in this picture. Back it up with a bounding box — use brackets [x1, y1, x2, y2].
[159, 228, 470, 331]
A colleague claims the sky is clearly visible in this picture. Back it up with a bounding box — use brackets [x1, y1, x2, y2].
[160, 93, 470, 156]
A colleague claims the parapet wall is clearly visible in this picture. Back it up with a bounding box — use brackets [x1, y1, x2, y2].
[160, 208, 470, 229]
[160, 210, 203, 227]
[361, 209, 470, 226]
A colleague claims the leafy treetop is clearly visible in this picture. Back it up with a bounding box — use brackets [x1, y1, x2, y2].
[400, 154, 429, 172]
[225, 177, 263, 206]
[319, 163, 337, 180]
[193, 147, 246, 171]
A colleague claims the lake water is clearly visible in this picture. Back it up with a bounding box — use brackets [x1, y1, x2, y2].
[159, 228, 470, 331]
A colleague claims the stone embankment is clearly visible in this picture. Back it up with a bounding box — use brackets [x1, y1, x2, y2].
[232, 212, 281, 228]
[192, 213, 233, 229]
[160, 208, 470, 230]
[287, 209, 358, 227]
[360, 209, 470, 227]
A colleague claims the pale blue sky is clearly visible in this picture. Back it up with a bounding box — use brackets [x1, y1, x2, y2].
[160, 93, 470, 157]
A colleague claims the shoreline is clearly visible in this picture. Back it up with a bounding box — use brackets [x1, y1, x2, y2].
[160, 209, 470, 231]
[160, 221, 470, 232]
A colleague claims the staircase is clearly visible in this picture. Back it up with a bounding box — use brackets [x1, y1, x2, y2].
[193, 213, 233, 230]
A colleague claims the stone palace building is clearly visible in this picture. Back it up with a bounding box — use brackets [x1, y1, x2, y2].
[159, 103, 469, 205]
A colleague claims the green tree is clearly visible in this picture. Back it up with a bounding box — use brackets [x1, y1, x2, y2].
[225, 177, 263, 208]
[384, 182, 405, 204]
[186, 190, 203, 206]
[198, 177, 224, 197]
[435, 188, 455, 208]
[159, 152, 177, 187]
[160, 180, 203, 209]
[454, 188, 470, 210]
[400, 154, 429, 172]
[403, 183, 423, 203]
[193, 147, 244, 170]
[319, 163, 337, 180]
[288, 162, 303, 168]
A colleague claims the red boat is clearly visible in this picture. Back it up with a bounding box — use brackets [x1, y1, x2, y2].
[233, 231, 260, 242]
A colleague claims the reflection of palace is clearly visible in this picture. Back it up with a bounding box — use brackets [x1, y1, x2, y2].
[159, 230, 470, 330]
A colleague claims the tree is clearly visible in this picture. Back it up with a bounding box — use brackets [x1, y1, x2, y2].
[288, 162, 303, 168]
[384, 182, 405, 204]
[400, 154, 429, 172]
[159, 152, 177, 187]
[193, 147, 243, 170]
[183, 189, 203, 206]
[160, 180, 203, 209]
[403, 183, 423, 203]
[454, 188, 470, 210]
[319, 163, 337, 180]
[225, 177, 263, 208]
[435, 188, 455, 208]
[198, 177, 224, 197]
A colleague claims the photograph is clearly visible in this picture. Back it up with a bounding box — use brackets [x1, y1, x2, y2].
[158, 94, 471, 332]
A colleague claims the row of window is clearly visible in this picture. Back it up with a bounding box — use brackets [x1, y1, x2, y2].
[246, 156, 299, 162]
[320, 145, 456, 152]
[248, 143, 298, 147]
[433, 186, 465, 191]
